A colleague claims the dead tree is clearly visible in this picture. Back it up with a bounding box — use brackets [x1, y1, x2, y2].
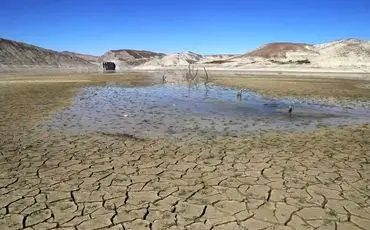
[183, 64, 199, 86]
[162, 73, 167, 83]
[203, 67, 209, 86]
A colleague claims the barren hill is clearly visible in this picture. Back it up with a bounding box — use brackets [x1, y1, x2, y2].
[101, 49, 164, 61]
[315, 39, 370, 58]
[310, 39, 370, 67]
[238, 39, 370, 63]
[210, 39, 370, 70]
[243, 42, 316, 58]
[2, 37, 369, 73]
[0, 38, 94, 67]
[137, 51, 203, 68]
[61, 51, 100, 63]
[99, 49, 165, 67]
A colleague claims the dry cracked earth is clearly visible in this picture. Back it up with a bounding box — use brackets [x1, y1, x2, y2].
[1, 125, 370, 230]
[0, 76, 370, 230]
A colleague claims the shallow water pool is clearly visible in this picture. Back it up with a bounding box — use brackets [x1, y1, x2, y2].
[42, 85, 370, 138]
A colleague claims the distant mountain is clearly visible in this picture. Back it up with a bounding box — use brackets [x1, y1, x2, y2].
[96, 49, 165, 67]
[139, 51, 203, 67]
[237, 39, 370, 61]
[0, 38, 95, 67]
[61, 51, 100, 63]
[202, 54, 237, 63]
[101, 49, 163, 61]
[311, 39, 370, 67]
[219, 39, 370, 68]
[1, 37, 370, 72]
[314, 39, 370, 58]
[241, 42, 317, 59]
[204, 54, 237, 59]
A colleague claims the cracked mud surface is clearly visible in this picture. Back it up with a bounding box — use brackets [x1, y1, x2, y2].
[1, 125, 369, 230]
[1, 75, 370, 229]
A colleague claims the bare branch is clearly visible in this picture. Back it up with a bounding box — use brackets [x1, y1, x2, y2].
[184, 64, 208, 89]
[203, 67, 209, 86]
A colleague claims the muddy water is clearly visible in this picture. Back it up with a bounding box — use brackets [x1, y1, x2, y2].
[41, 85, 370, 138]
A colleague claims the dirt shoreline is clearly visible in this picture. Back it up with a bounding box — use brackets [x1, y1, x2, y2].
[1, 68, 370, 78]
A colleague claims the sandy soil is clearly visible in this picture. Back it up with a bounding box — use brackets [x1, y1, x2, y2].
[0, 73, 369, 230]
[210, 75, 370, 103]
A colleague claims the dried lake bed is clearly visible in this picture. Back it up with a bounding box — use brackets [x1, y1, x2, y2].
[1, 74, 369, 230]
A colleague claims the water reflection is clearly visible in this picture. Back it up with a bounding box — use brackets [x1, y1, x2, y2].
[42, 85, 370, 138]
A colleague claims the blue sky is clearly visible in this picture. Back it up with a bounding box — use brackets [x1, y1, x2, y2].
[1, 0, 370, 55]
